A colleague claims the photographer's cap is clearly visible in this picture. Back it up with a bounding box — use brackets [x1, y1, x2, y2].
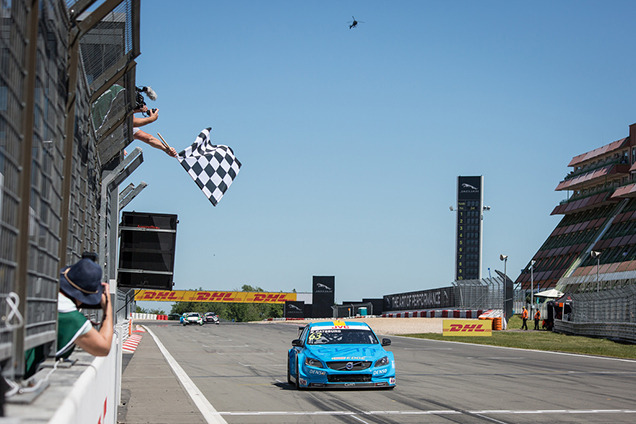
[59, 258, 103, 306]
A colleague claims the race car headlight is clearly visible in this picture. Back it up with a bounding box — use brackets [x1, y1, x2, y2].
[304, 357, 324, 368]
[374, 356, 389, 367]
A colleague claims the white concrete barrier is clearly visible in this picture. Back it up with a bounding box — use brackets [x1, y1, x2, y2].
[48, 335, 120, 424]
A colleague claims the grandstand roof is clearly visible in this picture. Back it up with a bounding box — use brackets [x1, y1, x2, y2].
[611, 183, 636, 199]
[555, 163, 629, 191]
[550, 192, 613, 215]
[518, 123, 636, 292]
[567, 137, 629, 167]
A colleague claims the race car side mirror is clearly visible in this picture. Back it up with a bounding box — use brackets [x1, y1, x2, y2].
[292, 339, 303, 347]
[381, 338, 391, 346]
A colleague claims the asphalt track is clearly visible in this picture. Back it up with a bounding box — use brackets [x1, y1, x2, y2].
[120, 321, 636, 424]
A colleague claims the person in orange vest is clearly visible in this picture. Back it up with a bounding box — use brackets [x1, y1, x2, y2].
[534, 308, 541, 330]
[521, 306, 529, 330]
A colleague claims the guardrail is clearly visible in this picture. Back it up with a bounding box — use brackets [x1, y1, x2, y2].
[129, 313, 169, 320]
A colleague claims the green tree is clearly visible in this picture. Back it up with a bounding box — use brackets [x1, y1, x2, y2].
[136, 306, 166, 315]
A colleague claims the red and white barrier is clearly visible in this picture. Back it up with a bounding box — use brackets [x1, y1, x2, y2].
[129, 313, 169, 320]
[382, 309, 484, 318]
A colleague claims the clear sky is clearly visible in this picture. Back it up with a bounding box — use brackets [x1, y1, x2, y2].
[130, 0, 636, 311]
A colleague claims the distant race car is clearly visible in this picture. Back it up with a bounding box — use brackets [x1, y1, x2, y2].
[287, 320, 396, 389]
[204, 312, 220, 325]
[182, 312, 203, 326]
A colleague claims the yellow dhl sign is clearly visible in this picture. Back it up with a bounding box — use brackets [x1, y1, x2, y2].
[443, 319, 492, 337]
[135, 290, 297, 303]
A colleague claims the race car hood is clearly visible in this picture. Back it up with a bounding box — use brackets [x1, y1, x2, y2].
[305, 344, 387, 362]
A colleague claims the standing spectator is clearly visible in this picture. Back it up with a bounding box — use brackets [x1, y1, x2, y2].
[521, 306, 529, 330]
[534, 308, 541, 330]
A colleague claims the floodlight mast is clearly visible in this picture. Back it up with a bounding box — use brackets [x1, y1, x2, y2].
[591, 251, 601, 292]
[500, 254, 508, 322]
[530, 260, 536, 311]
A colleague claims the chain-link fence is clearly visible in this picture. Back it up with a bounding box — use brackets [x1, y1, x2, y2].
[453, 277, 510, 310]
[554, 276, 636, 342]
[570, 285, 636, 323]
[332, 302, 374, 318]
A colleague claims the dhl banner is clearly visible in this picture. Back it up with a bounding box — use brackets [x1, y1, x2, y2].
[443, 319, 492, 337]
[135, 290, 297, 303]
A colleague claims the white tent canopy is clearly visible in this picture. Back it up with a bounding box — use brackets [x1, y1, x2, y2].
[535, 289, 563, 298]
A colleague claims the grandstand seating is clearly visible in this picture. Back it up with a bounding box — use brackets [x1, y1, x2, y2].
[517, 123, 636, 292]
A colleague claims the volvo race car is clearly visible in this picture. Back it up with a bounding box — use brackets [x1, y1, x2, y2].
[287, 320, 396, 389]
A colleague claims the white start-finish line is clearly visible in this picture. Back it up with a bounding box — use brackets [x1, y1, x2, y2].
[218, 409, 636, 417]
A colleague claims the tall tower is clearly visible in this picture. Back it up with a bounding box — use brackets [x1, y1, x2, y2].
[454, 176, 485, 280]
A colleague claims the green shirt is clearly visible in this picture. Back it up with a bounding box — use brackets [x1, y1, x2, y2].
[24, 294, 92, 377]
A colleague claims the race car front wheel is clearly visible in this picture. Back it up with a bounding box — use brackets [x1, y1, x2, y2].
[295, 358, 300, 389]
[287, 360, 293, 385]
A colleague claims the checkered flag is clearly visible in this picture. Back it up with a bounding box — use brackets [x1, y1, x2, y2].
[177, 128, 242, 206]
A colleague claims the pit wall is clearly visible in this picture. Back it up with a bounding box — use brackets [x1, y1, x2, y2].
[6, 323, 127, 423]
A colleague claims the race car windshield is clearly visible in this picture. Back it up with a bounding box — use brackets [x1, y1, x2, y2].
[307, 329, 378, 345]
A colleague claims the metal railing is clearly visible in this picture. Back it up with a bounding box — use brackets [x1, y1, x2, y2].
[555, 277, 636, 342]
[453, 277, 505, 310]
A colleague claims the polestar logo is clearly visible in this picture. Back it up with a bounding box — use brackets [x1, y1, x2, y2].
[461, 183, 478, 191]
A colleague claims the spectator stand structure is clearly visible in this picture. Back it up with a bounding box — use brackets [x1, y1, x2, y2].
[1, 0, 146, 421]
[518, 123, 636, 342]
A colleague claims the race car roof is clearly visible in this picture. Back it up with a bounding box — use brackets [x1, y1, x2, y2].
[308, 320, 371, 331]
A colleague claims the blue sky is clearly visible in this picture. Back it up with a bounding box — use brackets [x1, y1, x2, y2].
[130, 0, 636, 310]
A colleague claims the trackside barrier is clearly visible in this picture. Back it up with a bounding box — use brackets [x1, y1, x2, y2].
[129, 313, 169, 320]
[554, 320, 636, 343]
[382, 309, 485, 318]
[6, 326, 124, 423]
[49, 338, 118, 424]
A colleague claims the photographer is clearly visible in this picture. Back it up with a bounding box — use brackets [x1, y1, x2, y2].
[56, 257, 113, 359]
[133, 86, 177, 157]
[24, 256, 113, 378]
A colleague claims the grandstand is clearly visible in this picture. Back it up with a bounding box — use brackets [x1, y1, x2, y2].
[516, 123, 636, 342]
[517, 123, 636, 292]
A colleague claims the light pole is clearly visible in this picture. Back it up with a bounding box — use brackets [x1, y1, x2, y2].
[591, 251, 601, 292]
[530, 260, 536, 312]
[500, 254, 508, 320]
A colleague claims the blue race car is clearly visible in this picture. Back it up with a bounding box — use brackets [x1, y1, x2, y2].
[287, 320, 396, 389]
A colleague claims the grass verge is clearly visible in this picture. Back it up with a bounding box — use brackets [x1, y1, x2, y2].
[403, 316, 636, 360]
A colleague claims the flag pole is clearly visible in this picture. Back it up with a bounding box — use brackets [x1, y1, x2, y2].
[156, 132, 172, 150]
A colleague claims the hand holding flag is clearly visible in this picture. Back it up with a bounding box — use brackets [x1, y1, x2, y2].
[156, 132, 177, 157]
